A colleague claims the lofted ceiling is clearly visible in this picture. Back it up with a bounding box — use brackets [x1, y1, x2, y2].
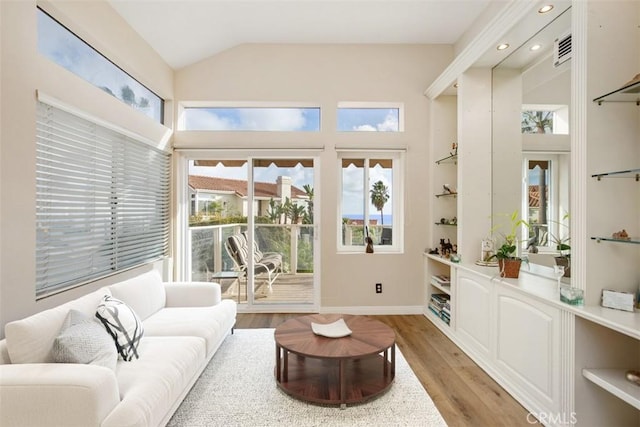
[108, 0, 496, 70]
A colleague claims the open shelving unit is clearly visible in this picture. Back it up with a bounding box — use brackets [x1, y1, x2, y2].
[588, 79, 640, 248]
[431, 140, 458, 258]
[429, 274, 451, 295]
[591, 168, 640, 181]
[435, 153, 457, 165]
[424, 254, 454, 329]
[582, 369, 640, 410]
[590, 236, 640, 245]
[593, 76, 640, 105]
[580, 60, 640, 423]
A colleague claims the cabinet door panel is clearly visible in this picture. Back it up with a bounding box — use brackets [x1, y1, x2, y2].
[496, 288, 560, 411]
[457, 272, 491, 358]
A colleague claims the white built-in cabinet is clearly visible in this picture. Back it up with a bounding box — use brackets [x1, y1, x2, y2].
[424, 256, 565, 422]
[424, 251, 640, 426]
[424, 2, 639, 425]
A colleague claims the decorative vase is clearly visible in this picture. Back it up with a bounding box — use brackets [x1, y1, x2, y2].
[498, 258, 522, 278]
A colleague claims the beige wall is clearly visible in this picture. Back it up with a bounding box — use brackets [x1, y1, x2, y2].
[0, 0, 173, 335]
[174, 44, 453, 311]
[0, 1, 454, 331]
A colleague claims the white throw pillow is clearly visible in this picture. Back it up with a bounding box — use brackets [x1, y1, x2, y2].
[96, 295, 144, 361]
[51, 309, 118, 370]
[4, 287, 112, 364]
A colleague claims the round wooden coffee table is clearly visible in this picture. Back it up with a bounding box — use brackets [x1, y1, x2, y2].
[274, 314, 395, 408]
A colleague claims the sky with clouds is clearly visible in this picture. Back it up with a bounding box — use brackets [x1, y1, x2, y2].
[184, 108, 321, 131]
[37, 9, 163, 122]
[184, 107, 399, 132]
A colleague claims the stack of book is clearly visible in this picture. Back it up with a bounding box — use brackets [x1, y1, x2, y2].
[441, 299, 451, 324]
[428, 293, 451, 325]
[430, 274, 450, 289]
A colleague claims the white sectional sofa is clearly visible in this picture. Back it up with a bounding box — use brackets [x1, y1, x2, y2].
[0, 270, 237, 427]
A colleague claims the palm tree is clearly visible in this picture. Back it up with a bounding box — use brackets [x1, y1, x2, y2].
[521, 111, 553, 134]
[370, 180, 389, 225]
[266, 198, 282, 223]
[289, 203, 306, 224]
[302, 184, 314, 224]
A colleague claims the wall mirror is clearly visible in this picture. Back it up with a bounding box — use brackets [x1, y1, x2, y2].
[491, 5, 572, 279]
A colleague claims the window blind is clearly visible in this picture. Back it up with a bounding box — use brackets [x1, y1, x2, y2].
[36, 101, 170, 297]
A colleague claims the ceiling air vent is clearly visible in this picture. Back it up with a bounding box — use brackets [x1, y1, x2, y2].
[553, 31, 572, 67]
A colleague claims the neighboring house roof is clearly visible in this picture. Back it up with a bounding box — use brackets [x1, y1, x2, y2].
[529, 185, 539, 208]
[528, 185, 547, 208]
[188, 175, 307, 199]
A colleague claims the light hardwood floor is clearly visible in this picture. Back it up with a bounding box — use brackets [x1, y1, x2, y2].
[235, 313, 534, 426]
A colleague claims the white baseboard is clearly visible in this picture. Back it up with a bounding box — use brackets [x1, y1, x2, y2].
[319, 306, 424, 315]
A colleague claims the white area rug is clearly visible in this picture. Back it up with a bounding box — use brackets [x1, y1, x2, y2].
[168, 328, 447, 427]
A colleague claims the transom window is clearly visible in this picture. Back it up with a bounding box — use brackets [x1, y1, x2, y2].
[181, 106, 321, 131]
[521, 104, 569, 135]
[37, 8, 164, 123]
[337, 103, 403, 132]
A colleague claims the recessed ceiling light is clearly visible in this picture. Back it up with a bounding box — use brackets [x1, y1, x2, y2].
[538, 4, 554, 13]
[530, 44, 542, 51]
[497, 43, 510, 51]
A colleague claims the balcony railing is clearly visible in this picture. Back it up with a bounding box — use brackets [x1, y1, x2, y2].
[189, 223, 314, 282]
[342, 224, 392, 246]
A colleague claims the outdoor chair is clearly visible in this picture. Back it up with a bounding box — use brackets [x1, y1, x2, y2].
[381, 227, 392, 245]
[224, 233, 282, 293]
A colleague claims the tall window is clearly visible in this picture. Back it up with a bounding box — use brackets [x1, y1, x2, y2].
[338, 152, 403, 252]
[37, 8, 164, 123]
[522, 153, 570, 253]
[36, 101, 170, 297]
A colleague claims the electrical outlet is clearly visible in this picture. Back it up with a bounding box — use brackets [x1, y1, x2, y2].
[375, 283, 382, 293]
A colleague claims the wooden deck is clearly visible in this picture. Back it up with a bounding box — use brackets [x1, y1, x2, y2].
[219, 273, 314, 304]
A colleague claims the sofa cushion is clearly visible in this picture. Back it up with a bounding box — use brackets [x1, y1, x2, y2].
[143, 299, 236, 358]
[101, 336, 206, 427]
[52, 309, 118, 370]
[4, 287, 111, 364]
[96, 296, 144, 361]
[108, 270, 166, 321]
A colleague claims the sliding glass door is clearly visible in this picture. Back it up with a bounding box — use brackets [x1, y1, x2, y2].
[251, 159, 315, 306]
[185, 154, 317, 310]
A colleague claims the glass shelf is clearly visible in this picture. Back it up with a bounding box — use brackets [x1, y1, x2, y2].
[593, 76, 640, 105]
[435, 193, 457, 198]
[592, 168, 640, 181]
[591, 236, 640, 245]
[435, 153, 457, 165]
[435, 222, 457, 226]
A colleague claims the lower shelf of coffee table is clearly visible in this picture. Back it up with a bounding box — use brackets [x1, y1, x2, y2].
[275, 353, 395, 406]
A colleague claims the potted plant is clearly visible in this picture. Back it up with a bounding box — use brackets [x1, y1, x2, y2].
[489, 210, 530, 278]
